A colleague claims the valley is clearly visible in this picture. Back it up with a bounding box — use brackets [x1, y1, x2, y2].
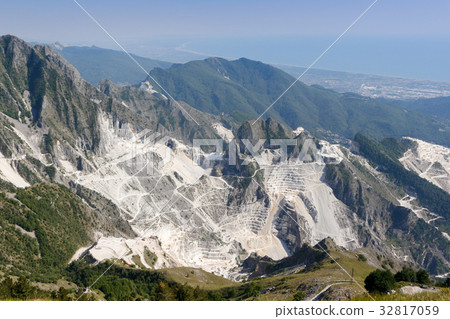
[0, 35, 449, 301]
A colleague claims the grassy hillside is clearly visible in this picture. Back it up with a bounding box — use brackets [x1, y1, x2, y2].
[354, 288, 450, 301]
[157, 267, 238, 290]
[242, 250, 376, 301]
[62, 248, 378, 301]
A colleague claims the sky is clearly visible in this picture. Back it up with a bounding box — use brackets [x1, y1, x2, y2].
[2, 0, 450, 42]
[1, 0, 450, 80]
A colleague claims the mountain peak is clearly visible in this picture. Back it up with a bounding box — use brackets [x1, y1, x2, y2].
[0, 34, 26, 44]
[0, 34, 34, 68]
[236, 117, 293, 143]
[52, 41, 66, 51]
[205, 56, 228, 64]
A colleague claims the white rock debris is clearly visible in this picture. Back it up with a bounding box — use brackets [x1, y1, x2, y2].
[0, 152, 30, 188]
[400, 137, 450, 194]
[7, 109, 448, 278]
[212, 123, 234, 142]
[68, 117, 359, 277]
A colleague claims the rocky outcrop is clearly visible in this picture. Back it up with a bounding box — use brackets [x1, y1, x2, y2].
[323, 151, 450, 274]
[98, 79, 222, 144]
[242, 244, 327, 279]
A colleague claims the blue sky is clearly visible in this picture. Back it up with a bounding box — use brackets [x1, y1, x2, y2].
[2, 1, 450, 80]
[2, 0, 450, 43]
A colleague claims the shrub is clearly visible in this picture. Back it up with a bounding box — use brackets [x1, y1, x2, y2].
[175, 284, 192, 301]
[43, 134, 53, 154]
[0, 276, 36, 300]
[394, 267, 416, 283]
[207, 291, 223, 301]
[358, 254, 367, 262]
[244, 282, 261, 298]
[293, 291, 306, 301]
[225, 287, 238, 299]
[364, 270, 395, 294]
[44, 165, 56, 182]
[416, 270, 430, 285]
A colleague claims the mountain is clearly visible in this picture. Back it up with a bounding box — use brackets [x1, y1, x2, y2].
[147, 57, 450, 146]
[0, 35, 449, 300]
[0, 35, 105, 151]
[53, 44, 172, 86]
[385, 96, 450, 120]
[97, 79, 226, 143]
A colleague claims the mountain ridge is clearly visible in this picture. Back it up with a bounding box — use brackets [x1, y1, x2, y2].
[52, 43, 172, 86]
[0, 35, 449, 300]
[147, 57, 450, 146]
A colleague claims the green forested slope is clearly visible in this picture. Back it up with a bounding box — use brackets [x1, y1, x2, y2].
[148, 57, 450, 146]
[0, 183, 98, 280]
[385, 96, 450, 120]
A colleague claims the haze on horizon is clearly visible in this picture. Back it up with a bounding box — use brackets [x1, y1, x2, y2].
[2, 0, 450, 81]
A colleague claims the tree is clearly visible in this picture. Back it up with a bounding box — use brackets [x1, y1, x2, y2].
[193, 286, 201, 299]
[445, 277, 450, 288]
[207, 291, 223, 301]
[0, 277, 14, 299]
[244, 282, 261, 298]
[11, 276, 35, 300]
[176, 284, 192, 301]
[416, 270, 430, 285]
[44, 165, 56, 182]
[364, 270, 395, 294]
[56, 287, 70, 301]
[394, 267, 416, 283]
[225, 287, 238, 299]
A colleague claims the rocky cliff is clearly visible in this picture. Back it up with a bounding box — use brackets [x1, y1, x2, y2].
[0, 36, 449, 280]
